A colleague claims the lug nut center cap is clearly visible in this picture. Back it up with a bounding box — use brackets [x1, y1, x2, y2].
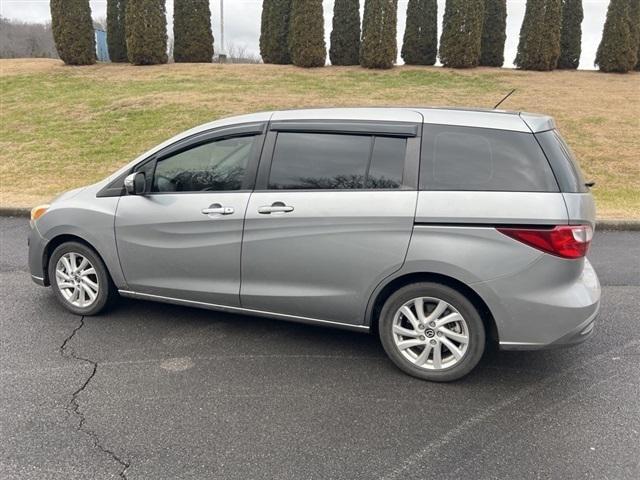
[425, 329, 435, 338]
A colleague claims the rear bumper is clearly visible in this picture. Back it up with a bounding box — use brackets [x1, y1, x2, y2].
[473, 257, 601, 350]
[499, 302, 599, 350]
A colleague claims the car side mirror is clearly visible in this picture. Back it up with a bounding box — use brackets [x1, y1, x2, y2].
[124, 172, 146, 195]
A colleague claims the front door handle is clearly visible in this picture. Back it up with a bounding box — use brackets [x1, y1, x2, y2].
[258, 202, 294, 214]
[202, 203, 234, 216]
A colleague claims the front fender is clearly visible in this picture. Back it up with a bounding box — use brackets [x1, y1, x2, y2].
[35, 191, 127, 289]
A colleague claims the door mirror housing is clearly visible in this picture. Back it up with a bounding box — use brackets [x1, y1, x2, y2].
[124, 172, 146, 195]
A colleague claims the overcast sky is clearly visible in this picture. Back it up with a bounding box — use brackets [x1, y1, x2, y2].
[0, 0, 610, 69]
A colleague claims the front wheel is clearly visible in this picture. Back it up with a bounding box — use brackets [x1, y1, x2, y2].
[48, 241, 116, 316]
[378, 282, 485, 382]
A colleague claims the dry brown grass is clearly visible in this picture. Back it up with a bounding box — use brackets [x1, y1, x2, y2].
[1, 59, 639, 218]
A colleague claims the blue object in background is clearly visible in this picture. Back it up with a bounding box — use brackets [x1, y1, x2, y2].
[95, 29, 110, 62]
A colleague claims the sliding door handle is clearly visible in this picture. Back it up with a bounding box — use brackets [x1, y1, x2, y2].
[258, 202, 294, 214]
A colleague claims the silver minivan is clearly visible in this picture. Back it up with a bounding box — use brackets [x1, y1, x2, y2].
[28, 108, 600, 381]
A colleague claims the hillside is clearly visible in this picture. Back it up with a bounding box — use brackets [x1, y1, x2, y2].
[1, 59, 638, 218]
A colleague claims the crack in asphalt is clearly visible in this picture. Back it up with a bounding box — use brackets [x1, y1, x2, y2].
[60, 316, 131, 479]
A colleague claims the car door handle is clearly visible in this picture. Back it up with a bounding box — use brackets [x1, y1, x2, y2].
[258, 202, 294, 214]
[202, 204, 234, 216]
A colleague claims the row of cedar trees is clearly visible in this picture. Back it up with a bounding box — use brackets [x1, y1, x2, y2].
[51, 1, 640, 73]
[264, 0, 640, 72]
[50, 0, 215, 65]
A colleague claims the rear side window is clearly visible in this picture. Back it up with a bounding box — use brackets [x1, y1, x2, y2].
[420, 125, 559, 192]
[268, 132, 407, 190]
[536, 130, 588, 193]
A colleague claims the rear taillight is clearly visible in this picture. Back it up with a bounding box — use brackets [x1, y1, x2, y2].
[497, 225, 593, 259]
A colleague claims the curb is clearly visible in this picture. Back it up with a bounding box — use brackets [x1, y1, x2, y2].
[0, 207, 30, 218]
[1, 207, 638, 230]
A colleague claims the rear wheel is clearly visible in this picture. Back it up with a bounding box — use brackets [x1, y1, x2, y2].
[48, 241, 116, 316]
[379, 282, 485, 382]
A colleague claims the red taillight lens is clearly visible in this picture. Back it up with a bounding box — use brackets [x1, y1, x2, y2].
[497, 225, 593, 259]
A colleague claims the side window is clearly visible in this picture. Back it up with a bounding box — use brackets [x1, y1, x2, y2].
[268, 132, 407, 190]
[367, 137, 406, 188]
[536, 130, 588, 193]
[420, 125, 559, 192]
[153, 136, 256, 192]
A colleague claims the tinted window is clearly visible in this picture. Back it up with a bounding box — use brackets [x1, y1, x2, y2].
[269, 133, 370, 189]
[536, 130, 588, 193]
[269, 133, 407, 190]
[420, 125, 559, 192]
[367, 137, 406, 188]
[153, 136, 255, 192]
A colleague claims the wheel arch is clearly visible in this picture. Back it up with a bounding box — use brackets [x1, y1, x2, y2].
[366, 272, 499, 345]
[42, 234, 112, 286]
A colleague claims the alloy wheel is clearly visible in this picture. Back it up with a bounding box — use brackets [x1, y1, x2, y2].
[55, 252, 100, 308]
[392, 296, 470, 370]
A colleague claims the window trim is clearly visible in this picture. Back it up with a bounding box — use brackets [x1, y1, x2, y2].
[254, 121, 421, 192]
[97, 122, 267, 197]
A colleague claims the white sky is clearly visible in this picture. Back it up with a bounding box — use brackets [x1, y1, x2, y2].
[0, 0, 610, 69]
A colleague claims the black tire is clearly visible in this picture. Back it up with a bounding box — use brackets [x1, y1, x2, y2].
[378, 282, 485, 382]
[48, 241, 116, 316]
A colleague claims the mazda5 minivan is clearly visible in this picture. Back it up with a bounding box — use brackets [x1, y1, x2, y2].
[28, 108, 600, 381]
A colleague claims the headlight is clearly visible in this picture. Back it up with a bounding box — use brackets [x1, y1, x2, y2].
[30, 204, 50, 221]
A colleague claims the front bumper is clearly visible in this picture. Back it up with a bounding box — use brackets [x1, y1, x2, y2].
[28, 222, 48, 286]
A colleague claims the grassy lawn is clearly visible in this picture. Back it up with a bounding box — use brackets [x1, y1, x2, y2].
[1, 58, 638, 219]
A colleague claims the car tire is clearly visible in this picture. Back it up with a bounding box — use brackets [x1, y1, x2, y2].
[378, 282, 485, 382]
[48, 241, 116, 316]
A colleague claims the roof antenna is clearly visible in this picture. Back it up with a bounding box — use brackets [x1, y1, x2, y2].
[493, 89, 516, 110]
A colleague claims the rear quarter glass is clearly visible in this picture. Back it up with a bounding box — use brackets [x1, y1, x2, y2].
[419, 125, 559, 192]
[535, 130, 589, 193]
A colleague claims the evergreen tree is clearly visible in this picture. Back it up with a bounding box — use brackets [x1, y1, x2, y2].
[289, 0, 326, 67]
[515, 0, 562, 71]
[173, 0, 214, 62]
[330, 0, 361, 65]
[125, 0, 167, 65]
[50, 0, 96, 65]
[595, 0, 635, 72]
[557, 0, 583, 69]
[439, 0, 484, 68]
[107, 0, 127, 62]
[360, 0, 398, 69]
[629, 0, 640, 70]
[401, 0, 438, 65]
[260, 0, 292, 64]
[480, 0, 507, 67]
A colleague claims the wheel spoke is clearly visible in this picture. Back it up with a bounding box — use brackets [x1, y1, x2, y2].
[425, 300, 448, 323]
[432, 342, 442, 369]
[439, 327, 468, 344]
[56, 269, 71, 280]
[400, 306, 420, 330]
[68, 253, 78, 271]
[413, 298, 426, 322]
[440, 337, 463, 360]
[414, 344, 432, 366]
[82, 277, 99, 292]
[393, 324, 419, 338]
[435, 312, 462, 328]
[397, 339, 424, 350]
[81, 283, 97, 302]
[57, 281, 75, 289]
[77, 257, 89, 271]
[80, 268, 96, 277]
[61, 256, 73, 273]
[69, 288, 79, 303]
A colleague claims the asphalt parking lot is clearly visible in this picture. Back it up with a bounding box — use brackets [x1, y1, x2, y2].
[1, 216, 639, 480]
